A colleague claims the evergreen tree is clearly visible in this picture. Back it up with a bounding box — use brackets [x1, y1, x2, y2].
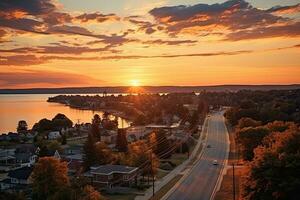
[116, 129, 128, 152]
[83, 133, 97, 169]
[91, 114, 101, 140]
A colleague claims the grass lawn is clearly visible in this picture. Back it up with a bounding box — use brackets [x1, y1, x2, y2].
[156, 169, 169, 179]
[67, 138, 87, 145]
[169, 153, 188, 166]
[149, 174, 183, 200]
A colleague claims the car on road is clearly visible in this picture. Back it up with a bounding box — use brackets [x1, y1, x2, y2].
[213, 160, 218, 165]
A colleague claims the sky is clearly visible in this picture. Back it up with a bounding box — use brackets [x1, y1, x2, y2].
[0, 0, 299, 88]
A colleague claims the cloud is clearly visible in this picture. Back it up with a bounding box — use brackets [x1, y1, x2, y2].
[101, 50, 252, 60]
[0, 0, 124, 45]
[0, 0, 57, 17]
[125, 16, 157, 34]
[0, 55, 45, 66]
[87, 33, 139, 47]
[226, 22, 300, 41]
[267, 3, 300, 14]
[142, 39, 197, 45]
[75, 12, 120, 23]
[0, 70, 104, 88]
[149, 0, 299, 40]
[0, 54, 101, 66]
[0, 43, 112, 55]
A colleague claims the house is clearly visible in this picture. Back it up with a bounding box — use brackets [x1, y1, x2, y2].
[6, 132, 20, 142]
[48, 131, 61, 140]
[15, 144, 38, 167]
[84, 164, 138, 188]
[0, 166, 33, 191]
[126, 126, 146, 141]
[46, 150, 61, 160]
[100, 130, 117, 144]
[64, 145, 82, 155]
[0, 148, 16, 171]
[64, 154, 83, 175]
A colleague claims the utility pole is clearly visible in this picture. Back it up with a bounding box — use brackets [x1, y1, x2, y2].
[232, 163, 236, 200]
[150, 152, 155, 197]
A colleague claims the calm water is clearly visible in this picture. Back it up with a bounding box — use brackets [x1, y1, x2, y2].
[0, 94, 130, 134]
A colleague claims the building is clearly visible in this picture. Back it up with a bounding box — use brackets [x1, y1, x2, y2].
[15, 144, 37, 167]
[126, 126, 146, 141]
[0, 166, 33, 191]
[48, 131, 61, 140]
[100, 130, 117, 144]
[84, 164, 138, 188]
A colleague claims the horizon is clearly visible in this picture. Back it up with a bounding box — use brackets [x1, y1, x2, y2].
[1, 0, 300, 88]
[1, 83, 300, 90]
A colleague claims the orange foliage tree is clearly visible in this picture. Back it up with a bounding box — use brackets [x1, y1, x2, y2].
[80, 185, 104, 200]
[243, 126, 300, 200]
[32, 157, 70, 199]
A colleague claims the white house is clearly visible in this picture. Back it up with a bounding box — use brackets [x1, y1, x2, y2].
[48, 131, 61, 140]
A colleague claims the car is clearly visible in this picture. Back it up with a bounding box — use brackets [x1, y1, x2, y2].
[207, 144, 211, 148]
[213, 160, 218, 165]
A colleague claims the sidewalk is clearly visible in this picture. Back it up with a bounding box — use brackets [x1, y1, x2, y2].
[135, 118, 209, 200]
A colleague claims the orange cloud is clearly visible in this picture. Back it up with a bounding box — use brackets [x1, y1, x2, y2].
[0, 70, 104, 89]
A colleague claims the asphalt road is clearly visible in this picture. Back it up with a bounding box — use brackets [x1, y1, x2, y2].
[167, 111, 229, 200]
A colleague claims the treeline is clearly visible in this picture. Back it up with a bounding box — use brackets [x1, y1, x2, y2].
[199, 89, 300, 124]
[221, 89, 300, 200]
[48, 93, 208, 127]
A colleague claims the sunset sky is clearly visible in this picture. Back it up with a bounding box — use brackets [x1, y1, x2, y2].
[0, 0, 299, 88]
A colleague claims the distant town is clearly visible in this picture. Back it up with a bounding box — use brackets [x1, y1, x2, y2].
[1, 89, 299, 200]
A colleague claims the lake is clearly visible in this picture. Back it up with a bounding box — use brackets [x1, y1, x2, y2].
[0, 94, 131, 134]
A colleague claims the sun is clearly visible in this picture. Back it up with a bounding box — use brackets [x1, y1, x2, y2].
[130, 79, 140, 87]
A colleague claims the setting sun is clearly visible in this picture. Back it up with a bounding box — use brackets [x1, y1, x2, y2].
[130, 80, 141, 87]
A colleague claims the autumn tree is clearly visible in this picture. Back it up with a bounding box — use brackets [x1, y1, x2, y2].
[127, 141, 159, 176]
[116, 128, 128, 152]
[236, 126, 270, 160]
[237, 117, 261, 129]
[243, 126, 300, 200]
[32, 157, 70, 200]
[154, 130, 171, 158]
[79, 185, 104, 200]
[94, 142, 113, 165]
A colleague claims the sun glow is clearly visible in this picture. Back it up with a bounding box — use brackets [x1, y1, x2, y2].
[130, 79, 141, 87]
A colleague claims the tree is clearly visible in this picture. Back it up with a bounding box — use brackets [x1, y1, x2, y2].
[243, 126, 300, 200]
[17, 120, 28, 133]
[95, 142, 112, 165]
[127, 141, 159, 176]
[91, 114, 101, 140]
[236, 127, 270, 161]
[238, 117, 261, 129]
[32, 157, 69, 200]
[79, 185, 104, 200]
[52, 113, 73, 130]
[61, 133, 67, 145]
[32, 118, 53, 133]
[83, 133, 97, 169]
[154, 130, 171, 158]
[116, 128, 128, 152]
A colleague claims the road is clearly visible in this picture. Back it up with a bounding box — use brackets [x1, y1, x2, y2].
[167, 111, 229, 200]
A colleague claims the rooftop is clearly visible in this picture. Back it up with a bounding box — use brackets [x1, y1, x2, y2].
[90, 164, 138, 175]
[8, 166, 33, 180]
